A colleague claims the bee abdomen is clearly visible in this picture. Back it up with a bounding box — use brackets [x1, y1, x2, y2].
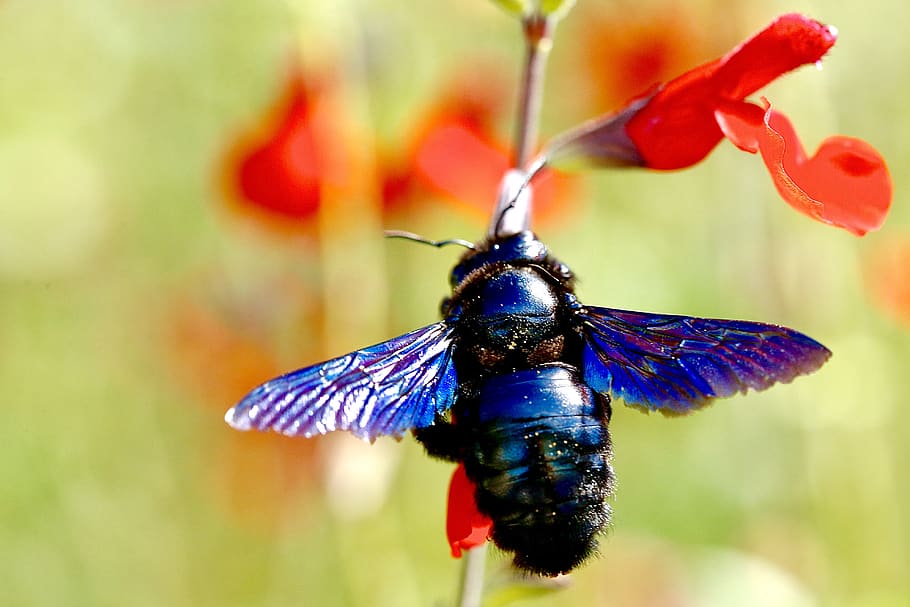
[459, 363, 614, 577]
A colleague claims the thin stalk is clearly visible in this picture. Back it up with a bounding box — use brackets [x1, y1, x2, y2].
[513, 15, 554, 170]
[490, 14, 556, 238]
[456, 544, 488, 607]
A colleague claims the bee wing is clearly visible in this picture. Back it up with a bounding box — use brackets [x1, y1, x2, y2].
[576, 306, 831, 413]
[225, 322, 457, 441]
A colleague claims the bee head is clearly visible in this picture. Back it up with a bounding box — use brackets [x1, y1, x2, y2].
[449, 231, 549, 288]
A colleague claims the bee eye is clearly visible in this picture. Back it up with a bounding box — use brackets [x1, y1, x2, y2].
[440, 297, 452, 315]
[450, 266, 467, 287]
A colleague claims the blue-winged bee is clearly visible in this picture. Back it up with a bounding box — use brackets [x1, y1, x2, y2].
[225, 174, 830, 576]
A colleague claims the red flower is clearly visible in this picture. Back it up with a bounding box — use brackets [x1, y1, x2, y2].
[866, 237, 910, 326]
[381, 70, 578, 226]
[542, 14, 892, 236]
[168, 283, 323, 532]
[379, 74, 506, 216]
[446, 464, 492, 557]
[717, 99, 892, 236]
[224, 62, 577, 231]
[223, 66, 341, 227]
[624, 14, 838, 168]
[578, 7, 713, 111]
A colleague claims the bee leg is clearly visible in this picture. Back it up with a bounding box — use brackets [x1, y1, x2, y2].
[596, 392, 612, 423]
[413, 416, 463, 462]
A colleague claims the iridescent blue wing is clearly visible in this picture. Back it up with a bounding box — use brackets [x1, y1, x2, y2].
[575, 306, 831, 414]
[224, 322, 457, 441]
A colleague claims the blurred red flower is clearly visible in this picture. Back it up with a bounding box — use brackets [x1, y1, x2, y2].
[224, 63, 577, 231]
[169, 285, 323, 531]
[379, 69, 578, 226]
[578, 7, 712, 111]
[446, 463, 493, 557]
[222, 66, 341, 229]
[866, 238, 910, 326]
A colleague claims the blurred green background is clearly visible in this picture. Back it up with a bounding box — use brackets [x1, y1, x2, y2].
[1, 0, 907, 606]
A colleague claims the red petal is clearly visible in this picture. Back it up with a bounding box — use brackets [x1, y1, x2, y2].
[227, 70, 329, 221]
[410, 121, 577, 223]
[384, 67, 511, 217]
[714, 14, 836, 100]
[713, 100, 765, 152]
[865, 238, 910, 326]
[388, 67, 576, 222]
[236, 125, 323, 219]
[624, 65, 725, 169]
[579, 8, 709, 110]
[716, 102, 892, 235]
[414, 121, 510, 215]
[624, 14, 836, 170]
[446, 464, 492, 558]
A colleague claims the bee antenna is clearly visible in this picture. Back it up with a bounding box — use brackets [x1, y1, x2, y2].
[384, 230, 475, 250]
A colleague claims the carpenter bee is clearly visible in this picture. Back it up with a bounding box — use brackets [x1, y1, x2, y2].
[225, 172, 830, 576]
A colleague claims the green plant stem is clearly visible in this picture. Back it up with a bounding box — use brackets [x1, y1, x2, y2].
[456, 544, 488, 607]
[513, 15, 554, 170]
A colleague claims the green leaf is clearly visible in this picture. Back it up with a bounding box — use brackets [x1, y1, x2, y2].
[489, 0, 530, 17]
[488, 0, 576, 20]
[483, 572, 571, 607]
[538, 0, 576, 19]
